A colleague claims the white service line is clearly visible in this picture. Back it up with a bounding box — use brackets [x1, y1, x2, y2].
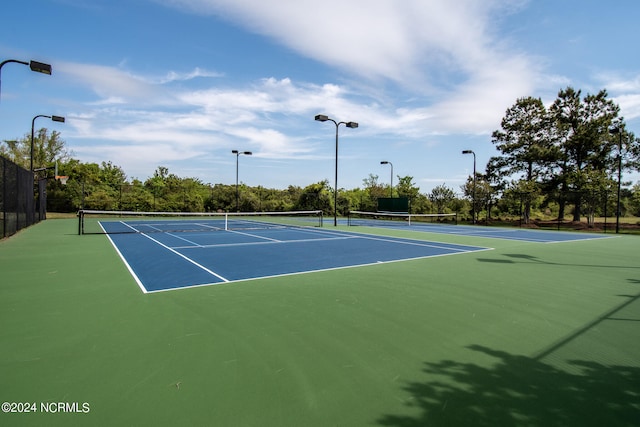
[165, 232, 204, 247]
[119, 220, 143, 233]
[173, 235, 358, 250]
[227, 229, 282, 242]
[345, 232, 486, 253]
[140, 233, 229, 282]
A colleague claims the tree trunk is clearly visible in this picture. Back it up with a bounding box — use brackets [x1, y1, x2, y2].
[558, 183, 567, 221]
[523, 199, 531, 224]
[572, 193, 581, 222]
[558, 199, 566, 221]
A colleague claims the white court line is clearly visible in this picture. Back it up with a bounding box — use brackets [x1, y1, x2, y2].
[173, 235, 359, 250]
[119, 220, 143, 233]
[170, 226, 360, 249]
[350, 233, 485, 253]
[195, 222, 224, 231]
[104, 232, 149, 294]
[169, 227, 482, 253]
[301, 225, 480, 245]
[544, 235, 619, 244]
[140, 233, 230, 283]
[164, 233, 205, 247]
[227, 229, 282, 242]
[315, 227, 489, 252]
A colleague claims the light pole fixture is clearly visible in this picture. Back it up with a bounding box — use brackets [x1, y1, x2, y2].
[232, 149, 252, 212]
[608, 126, 623, 234]
[0, 59, 52, 100]
[380, 161, 393, 198]
[462, 150, 476, 224]
[31, 115, 65, 171]
[315, 114, 359, 226]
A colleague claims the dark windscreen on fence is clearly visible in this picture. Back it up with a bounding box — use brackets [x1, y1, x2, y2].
[377, 197, 409, 213]
[1, 156, 42, 238]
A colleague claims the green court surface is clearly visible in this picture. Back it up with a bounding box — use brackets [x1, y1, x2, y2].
[1, 219, 639, 426]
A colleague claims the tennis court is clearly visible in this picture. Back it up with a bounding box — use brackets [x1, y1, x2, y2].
[1, 217, 639, 426]
[94, 211, 490, 292]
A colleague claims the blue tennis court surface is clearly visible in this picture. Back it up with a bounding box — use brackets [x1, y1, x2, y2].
[104, 225, 490, 293]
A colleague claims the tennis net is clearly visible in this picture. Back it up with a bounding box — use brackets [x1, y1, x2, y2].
[78, 210, 324, 235]
[348, 211, 457, 227]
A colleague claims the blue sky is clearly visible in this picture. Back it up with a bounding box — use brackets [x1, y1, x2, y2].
[1, 0, 639, 194]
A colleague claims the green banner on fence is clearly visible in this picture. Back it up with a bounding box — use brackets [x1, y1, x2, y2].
[377, 197, 409, 213]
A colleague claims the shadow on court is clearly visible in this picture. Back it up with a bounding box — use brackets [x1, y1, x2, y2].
[377, 344, 640, 427]
[378, 288, 640, 426]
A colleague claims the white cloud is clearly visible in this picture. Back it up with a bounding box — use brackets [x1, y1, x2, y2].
[596, 72, 640, 93]
[160, 0, 528, 88]
[155, 67, 224, 84]
[56, 61, 221, 105]
[155, 0, 538, 135]
[227, 127, 317, 159]
[56, 62, 162, 104]
[74, 142, 204, 179]
[427, 54, 538, 134]
[615, 94, 640, 121]
[594, 72, 640, 121]
[61, 75, 351, 166]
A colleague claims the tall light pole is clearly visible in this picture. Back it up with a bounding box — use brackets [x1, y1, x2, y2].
[380, 161, 393, 198]
[31, 115, 65, 171]
[462, 150, 476, 224]
[232, 150, 252, 212]
[1, 59, 52, 100]
[315, 114, 358, 226]
[608, 126, 623, 234]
